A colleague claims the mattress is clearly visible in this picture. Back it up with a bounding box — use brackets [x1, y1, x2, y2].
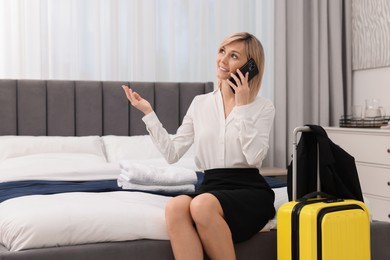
[0, 136, 289, 252]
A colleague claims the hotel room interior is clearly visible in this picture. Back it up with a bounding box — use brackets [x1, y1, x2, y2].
[0, 0, 389, 259]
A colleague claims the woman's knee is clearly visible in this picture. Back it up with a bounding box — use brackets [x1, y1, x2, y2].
[165, 195, 192, 226]
[190, 193, 223, 226]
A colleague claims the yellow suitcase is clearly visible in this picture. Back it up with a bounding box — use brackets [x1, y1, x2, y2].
[277, 192, 370, 260]
[277, 126, 370, 260]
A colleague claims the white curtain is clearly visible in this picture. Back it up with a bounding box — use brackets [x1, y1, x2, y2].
[271, 0, 352, 168]
[0, 0, 274, 98]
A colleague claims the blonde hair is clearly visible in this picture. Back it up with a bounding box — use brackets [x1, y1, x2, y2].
[218, 32, 265, 100]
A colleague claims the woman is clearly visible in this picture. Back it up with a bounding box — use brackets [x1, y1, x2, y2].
[122, 32, 275, 260]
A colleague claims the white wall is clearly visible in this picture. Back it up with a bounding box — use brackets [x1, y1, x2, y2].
[353, 67, 390, 117]
[352, 0, 390, 117]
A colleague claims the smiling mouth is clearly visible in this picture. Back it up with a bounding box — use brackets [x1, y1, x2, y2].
[218, 66, 229, 72]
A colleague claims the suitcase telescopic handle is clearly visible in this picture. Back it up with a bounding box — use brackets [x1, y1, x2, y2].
[292, 126, 321, 201]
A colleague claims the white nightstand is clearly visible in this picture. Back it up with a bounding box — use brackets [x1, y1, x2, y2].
[325, 127, 390, 222]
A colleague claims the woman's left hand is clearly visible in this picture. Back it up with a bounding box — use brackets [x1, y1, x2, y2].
[122, 85, 153, 115]
[227, 69, 251, 106]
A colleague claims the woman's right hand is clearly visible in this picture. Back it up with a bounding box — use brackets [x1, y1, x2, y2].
[122, 85, 153, 115]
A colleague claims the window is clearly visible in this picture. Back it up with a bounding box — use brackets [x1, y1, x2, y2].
[0, 0, 273, 99]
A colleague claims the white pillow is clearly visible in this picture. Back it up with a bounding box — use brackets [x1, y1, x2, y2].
[102, 135, 195, 163]
[0, 136, 106, 160]
[102, 135, 161, 162]
[0, 153, 118, 182]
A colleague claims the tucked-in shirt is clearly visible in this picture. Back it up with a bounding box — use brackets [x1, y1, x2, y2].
[142, 88, 275, 171]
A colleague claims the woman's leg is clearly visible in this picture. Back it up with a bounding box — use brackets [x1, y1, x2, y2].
[165, 195, 203, 260]
[190, 193, 236, 260]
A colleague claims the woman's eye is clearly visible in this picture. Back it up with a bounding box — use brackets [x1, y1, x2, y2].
[219, 48, 225, 54]
[231, 54, 238, 59]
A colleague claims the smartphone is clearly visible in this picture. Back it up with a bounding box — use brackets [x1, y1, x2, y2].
[228, 58, 259, 94]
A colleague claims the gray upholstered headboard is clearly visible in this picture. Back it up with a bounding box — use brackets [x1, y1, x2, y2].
[0, 80, 214, 136]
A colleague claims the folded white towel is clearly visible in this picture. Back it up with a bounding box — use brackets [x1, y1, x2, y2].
[117, 174, 195, 193]
[119, 161, 197, 186]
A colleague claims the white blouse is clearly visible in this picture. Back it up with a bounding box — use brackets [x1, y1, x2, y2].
[142, 88, 275, 171]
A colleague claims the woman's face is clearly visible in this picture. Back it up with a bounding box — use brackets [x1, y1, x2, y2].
[216, 41, 248, 81]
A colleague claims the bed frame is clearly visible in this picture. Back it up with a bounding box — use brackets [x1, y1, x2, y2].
[0, 79, 389, 260]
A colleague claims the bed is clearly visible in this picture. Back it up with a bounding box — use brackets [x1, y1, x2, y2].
[0, 79, 389, 260]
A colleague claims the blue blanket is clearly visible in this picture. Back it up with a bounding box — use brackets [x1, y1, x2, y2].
[0, 173, 286, 203]
[0, 180, 123, 203]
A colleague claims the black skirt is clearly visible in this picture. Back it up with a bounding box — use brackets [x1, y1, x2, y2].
[188, 168, 275, 243]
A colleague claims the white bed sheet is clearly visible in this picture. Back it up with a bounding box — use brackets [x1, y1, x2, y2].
[0, 191, 170, 251]
[0, 187, 288, 252]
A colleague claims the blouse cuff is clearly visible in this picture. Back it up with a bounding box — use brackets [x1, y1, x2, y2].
[233, 103, 252, 119]
[142, 111, 160, 127]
